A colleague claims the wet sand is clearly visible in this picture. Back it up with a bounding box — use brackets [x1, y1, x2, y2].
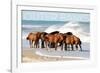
[22, 48, 85, 63]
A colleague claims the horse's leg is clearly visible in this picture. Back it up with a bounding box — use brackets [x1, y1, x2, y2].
[79, 44, 82, 51]
[51, 43, 53, 48]
[53, 43, 55, 48]
[38, 41, 39, 48]
[75, 44, 78, 50]
[41, 40, 44, 48]
[32, 40, 34, 48]
[45, 41, 47, 48]
[50, 43, 52, 48]
[36, 41, 38, 48]
[55, 43, 57, 50]
[61, 42, 63, 51]
[47, 42, 49, 49]
[47, 42, 49, 48]
[48, 42, 50, 48]
[33, 41, 36, 48]
[68, 45, 70, 48]
[51, 43, 54, 48]
[50, 43, 53, 48]
[38, 40, 39, 48]
[45, 41, 48, 50]
[51, 43, 55, 48]
[35, 41, 37, 48]
[29, 40, 32, 48]
[65, 43, 67, 51]
[67, 44, 70, 51]
[36, 41, 39, 48]
[71, 44, 74, 51]
[59, 42, 62, 46]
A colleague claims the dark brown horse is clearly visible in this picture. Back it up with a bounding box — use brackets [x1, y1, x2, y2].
[26, 32, 41, 48]
[64, 32, 82, 51]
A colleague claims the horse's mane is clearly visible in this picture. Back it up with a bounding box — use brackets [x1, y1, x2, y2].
[65, 32, 73, 35]
[49, 31, 59, 34]
[41, 32, 48, 35]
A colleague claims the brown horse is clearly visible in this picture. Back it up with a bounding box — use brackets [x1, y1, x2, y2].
[44, 33, 64, 50]
[64, 35, 75, 51]
[26, 32, 41, 48]
[73, 35, 82, 51]
[26, 32, 34, 48]
[54, 33, 64, 50]
[48, 31, 60, 48]
[41, 31, 60, 48]
[40, 32, 48, 48]
[64, 32, 82, 51]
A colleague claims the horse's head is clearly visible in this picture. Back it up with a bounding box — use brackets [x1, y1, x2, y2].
[62, 33, 66, 40]
[40, 32, 48, 40]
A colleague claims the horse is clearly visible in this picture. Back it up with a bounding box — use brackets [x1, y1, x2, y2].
[40, 32, 48, 48]
[54, 33, 64, 50]
[64, 34, 75, 51]
[48, 31, 60, 48]
[26, 32, 34, 48]
[44, 33, 64, 50]
[73, 35, 82, 51]
[40, 31, 59, 48]
[26, 32, 41, 48]
[63, 32, 82, 51]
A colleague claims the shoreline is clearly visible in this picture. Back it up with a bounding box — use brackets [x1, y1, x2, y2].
[22, 48, 87, 63]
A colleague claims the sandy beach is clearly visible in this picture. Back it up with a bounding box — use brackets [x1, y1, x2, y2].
[22, 48, 87, 63]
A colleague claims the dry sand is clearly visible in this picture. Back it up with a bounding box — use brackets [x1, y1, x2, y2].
[22, 48, 85, 63]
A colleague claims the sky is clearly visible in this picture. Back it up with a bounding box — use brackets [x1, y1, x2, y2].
[22, 10, 90, 22]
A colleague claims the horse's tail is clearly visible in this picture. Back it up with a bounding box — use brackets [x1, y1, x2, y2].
[79, 39, 82, 51]
[26, 37, 29, 40]
[79, 40, 82, 45]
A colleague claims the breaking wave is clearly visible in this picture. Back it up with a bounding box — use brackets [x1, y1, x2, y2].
[45, 22, 90, 42]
